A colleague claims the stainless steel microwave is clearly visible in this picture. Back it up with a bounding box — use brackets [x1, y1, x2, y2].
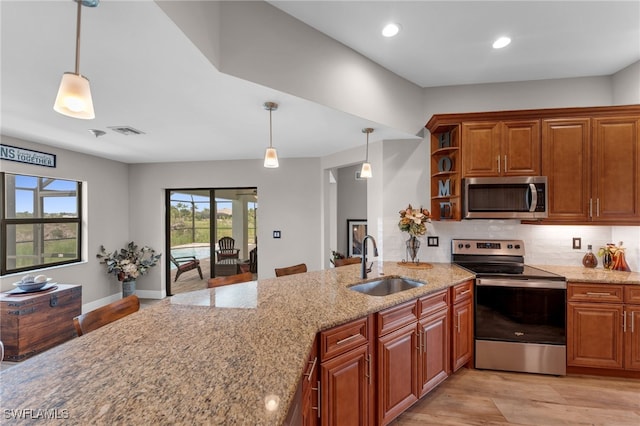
[463, 176, 548, 219]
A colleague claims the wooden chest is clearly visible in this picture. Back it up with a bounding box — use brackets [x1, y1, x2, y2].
[1, 284, 81, 361]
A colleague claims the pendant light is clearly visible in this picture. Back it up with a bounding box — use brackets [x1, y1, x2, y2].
[53, 0, 99, 120]
[263, 102, 279, 168]
[360, 128, 374, 178]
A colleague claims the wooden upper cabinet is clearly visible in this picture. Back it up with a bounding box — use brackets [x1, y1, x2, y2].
[542, 118, 591, 222]
[592, 116, 640, 223]
[462, 120, 540, 177]
[461, 122, 501, 176]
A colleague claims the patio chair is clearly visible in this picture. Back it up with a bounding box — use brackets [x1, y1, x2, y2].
[170, 254, 203, 282]
[216, 237, 240, 261]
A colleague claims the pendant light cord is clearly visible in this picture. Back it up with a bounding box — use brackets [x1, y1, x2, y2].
[75, 0, 82, 75]
[269, 107, 273, 149]
[365, 132, 369, 161]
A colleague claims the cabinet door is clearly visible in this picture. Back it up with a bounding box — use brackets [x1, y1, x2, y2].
[592, 117, 640, 223]
[462, 122, 501, 177]
[542, 118, 591, 222]
[377, 323, 418, 425]
[501, 120, 541, 176]
[567, 302, 624, 369]
[419, 308, 450, 397]
[451, 299, 473, 372]
[321, 344, 373, 426]
[625, 305, 640, 371]
[302, 339, 319, 426]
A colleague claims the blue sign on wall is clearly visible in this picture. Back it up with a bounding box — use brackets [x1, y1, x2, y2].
[0, 144, 56, 168]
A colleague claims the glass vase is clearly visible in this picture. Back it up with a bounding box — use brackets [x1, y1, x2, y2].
[406, 236, 420, 263]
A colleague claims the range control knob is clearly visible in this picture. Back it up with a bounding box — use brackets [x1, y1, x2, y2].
[515, 244, 521, 249]
[507, 244, 513, 249]
[465, 243, 471, 249]
[458, 243, 464, 249]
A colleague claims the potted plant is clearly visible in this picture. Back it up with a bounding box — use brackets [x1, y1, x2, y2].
[97, 242, 162, 297]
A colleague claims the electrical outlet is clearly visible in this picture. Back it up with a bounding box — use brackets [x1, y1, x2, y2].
[572, 237, 581, 250]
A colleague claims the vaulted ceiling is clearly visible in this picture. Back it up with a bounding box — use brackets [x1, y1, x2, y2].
[1, 1, 638, 164]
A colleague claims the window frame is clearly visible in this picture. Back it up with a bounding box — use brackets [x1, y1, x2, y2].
[1, 172, 83, 275]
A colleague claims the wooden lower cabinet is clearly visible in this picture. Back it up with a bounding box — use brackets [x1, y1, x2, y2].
[451, 281, 474, 372]
[418, 308, 450, 395]
[567, 282, 640, 374]
[319, 315, 374, 426]
[377, 323, 418, 424]
[302, 339, 319, 426]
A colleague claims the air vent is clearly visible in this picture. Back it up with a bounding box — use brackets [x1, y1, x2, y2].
[108, 126, 145, 136]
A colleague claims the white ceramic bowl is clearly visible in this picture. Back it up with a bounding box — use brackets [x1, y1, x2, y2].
[13, 278, 52, 291]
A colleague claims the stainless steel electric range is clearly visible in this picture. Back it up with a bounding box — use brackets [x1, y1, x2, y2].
[452, 239, 567, 376]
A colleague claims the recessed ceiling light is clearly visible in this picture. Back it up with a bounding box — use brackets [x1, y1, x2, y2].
[492, 36, 511, 49]
[382, 23, 401, 37]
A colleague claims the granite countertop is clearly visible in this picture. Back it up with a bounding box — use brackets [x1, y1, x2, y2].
[533, 265, 640, 285]
[0, 261, 473, 425]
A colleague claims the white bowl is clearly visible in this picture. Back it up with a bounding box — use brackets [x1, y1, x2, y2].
[13, 278, 52, 291]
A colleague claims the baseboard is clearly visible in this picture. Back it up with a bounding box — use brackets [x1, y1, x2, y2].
[135, 289, 165, 299]
[81, 290, 165, 313]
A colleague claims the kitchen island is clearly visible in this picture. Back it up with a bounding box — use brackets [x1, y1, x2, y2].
[0, 262, 473, 425]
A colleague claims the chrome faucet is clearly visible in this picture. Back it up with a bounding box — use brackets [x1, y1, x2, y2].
[361, 235, 379, 279]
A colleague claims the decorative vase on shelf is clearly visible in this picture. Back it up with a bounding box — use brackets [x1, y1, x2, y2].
[406, 236, 420, 263]
[122, 279, 136, 297]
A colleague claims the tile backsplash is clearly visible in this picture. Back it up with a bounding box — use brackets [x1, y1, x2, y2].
[382, 219, 639, 272]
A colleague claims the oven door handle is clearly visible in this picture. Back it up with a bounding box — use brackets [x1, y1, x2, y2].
[476, 278, 566, 290]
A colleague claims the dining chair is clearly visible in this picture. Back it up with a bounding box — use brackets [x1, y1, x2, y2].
[274, 263, 307, 277]
[73, 295, 140, 337]
[207, 272, 254, 288]
[170, 254, 203, 282]
[333, 257, 361, 267]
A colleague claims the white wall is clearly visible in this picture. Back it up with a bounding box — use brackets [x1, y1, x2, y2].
[0, 136, 130, 307]
[612, 60, 640, 105]
[128, 157, 322, 297]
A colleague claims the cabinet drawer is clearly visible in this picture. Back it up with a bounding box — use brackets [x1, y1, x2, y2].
[625, 286, 640, 305]
[377, 299, 418, 336]
[568, 283, 623, 303]
[451, 280, 473, 305]
[418, 289, 448, 318]
[320, 315, 371, 361]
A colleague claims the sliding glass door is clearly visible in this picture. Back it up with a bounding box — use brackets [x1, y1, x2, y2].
[165, 187, 257, 295]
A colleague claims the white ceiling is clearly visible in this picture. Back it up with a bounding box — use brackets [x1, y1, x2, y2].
[1, 1, 638, 164]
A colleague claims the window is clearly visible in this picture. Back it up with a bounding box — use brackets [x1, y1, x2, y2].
[1, 173, 82, 275]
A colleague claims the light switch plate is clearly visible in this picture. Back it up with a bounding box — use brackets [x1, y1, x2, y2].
[427, 236, 439, 247]
[273, 230, 281, 239]
[572, 237, 581, 250]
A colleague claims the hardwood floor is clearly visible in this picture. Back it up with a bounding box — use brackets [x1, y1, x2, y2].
[393, 368, 640, 425]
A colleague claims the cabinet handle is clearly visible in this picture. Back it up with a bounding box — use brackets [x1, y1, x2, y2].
[632, 312, 635, 333]
[457, 312, 461, 333]
[623, 311, 627, 333]
[336, 334, 360, 345]
[585, 292, 611, 296]
[366, 354, 372, 385]
[497, 156, 501, 173]
[416, 330, 421, 351]
[589, 199, 593, 218]
[504, 155, 507, 173]
[304, 357, 317, 382]
[459, 289, 471, 297]
[596, 198, 600, 217]
[312, 381, 320, 418]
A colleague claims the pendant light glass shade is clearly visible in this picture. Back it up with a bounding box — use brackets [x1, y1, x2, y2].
[264, 147, 279, 168]
[361, 128, 374, 178]
[360, 162, 372, 178]
[53, 0, 96, 119]
[263, 101, 279, 168]
[53, 73, 95, 119]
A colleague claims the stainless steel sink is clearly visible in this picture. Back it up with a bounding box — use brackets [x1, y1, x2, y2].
[349, 277, 425, 296]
